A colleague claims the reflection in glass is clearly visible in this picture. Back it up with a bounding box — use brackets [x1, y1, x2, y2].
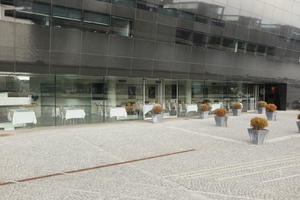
[111, 16, 132, 37]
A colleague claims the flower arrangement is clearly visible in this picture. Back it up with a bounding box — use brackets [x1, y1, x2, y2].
[297, 114, 300, 120]
[199, 104, 209, 112]
[232, 102, 242, 109]
[250, 117, 268, 130]
[213, 108, 228, 117]
[257, 101, 267, 107]
[152, 104, 163, 114]
[266, 104, 277, 112]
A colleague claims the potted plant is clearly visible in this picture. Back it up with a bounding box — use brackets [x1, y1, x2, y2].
[231, 102, 242, 116]
[199, 104, 209, 119]
[151, 104, 163, 123]
[297, 114, 300, 133]
[257, 101, 267, 114]
[248, 117, 269, 145]
[265, 104, 277, 121]
[213, 108, 228, 127]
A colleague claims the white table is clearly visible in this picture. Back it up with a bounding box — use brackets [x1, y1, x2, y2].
[64, 108, 86, 120]
[8, 109, 37, 126]
[143, 104, 154, 114]
[142, 104, 154, 119]
[186, 104, 198, 113]
[110, 107, 127, 118]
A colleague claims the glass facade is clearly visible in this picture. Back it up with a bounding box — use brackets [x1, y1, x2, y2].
[0, 0, 299, 129]
[0, 73, 264, 128]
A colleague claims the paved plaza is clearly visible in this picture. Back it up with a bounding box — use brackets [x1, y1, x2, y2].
[0, 111, 300, 200]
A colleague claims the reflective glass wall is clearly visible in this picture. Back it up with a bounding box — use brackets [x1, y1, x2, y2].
[0, 73, 264, 129]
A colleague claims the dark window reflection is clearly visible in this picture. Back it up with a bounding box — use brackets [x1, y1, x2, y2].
[210, 18, 225, 27]
[222, 38, 235, 49]
[176, 28, 193, 45]
[246, 43, 257, 54]
[83, 12, 110, 26]
[257, 45, 266, 55]
[1, 0, 14, 5]
[111, 16, 132, 37]
[266, 47, 275, 56]
[193, 32, 207, 47]
[195, 14, 209, 24]
[16, 1, 50, 15]
[112, 0, 136, 8]
[208, 36, 222, 49]
[237, 41, 246, 53]
[53, 6, 82, 21]
[137, 0, 157, 12]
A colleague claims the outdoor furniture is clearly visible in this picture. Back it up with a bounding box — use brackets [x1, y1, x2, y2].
[186, 104, 198, 113]
[143, 104, 153, 117]
[8, 109, 37, 126]
[62, 108, 86, 124]
[110, 107, 128, 119]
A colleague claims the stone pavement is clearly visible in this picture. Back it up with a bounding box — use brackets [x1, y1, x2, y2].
[0, 111, 300, 200]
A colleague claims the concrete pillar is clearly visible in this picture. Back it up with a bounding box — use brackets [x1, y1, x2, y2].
[107, 78, 116, 107]
[186, 80, 192, 104]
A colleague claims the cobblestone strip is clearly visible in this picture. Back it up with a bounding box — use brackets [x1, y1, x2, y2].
[164, 154, 300, 179]
[0, 149, 195, 187]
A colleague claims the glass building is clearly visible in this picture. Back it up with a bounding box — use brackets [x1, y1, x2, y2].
[0, 0, 299, 128]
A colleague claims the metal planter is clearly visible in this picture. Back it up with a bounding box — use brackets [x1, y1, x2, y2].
[199, 111, 209, 119]
[214, 116, 228, 127]
[232, 109, 241, 116]
[152, 114, 163, 123]
[266, 112, 277, 121]
[297, 121, 300, 133]
[258, 107, 266, 114]
[248, 128, 269, 145]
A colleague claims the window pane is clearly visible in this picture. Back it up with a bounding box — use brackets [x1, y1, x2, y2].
[112, 0, 136, 8]
[208, 36, 222, 49]
[137, 0, 157, 12]
[237, 41, 246, 52]
[53, 6, 82, 21]
[111, 17, 132, 37]
[266, 47, 275, 56]
[222, 38, 235, 49]
[246, 43, 256, 54]
[83, 12, 110, 25]
[176, 28, 193, 45]
[193, 32, 207, 46]
[195, 14, 209, 24]
[257, 45, 266, 55]
[16, 1, 50, 15]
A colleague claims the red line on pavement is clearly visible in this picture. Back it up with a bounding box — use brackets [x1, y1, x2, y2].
[0, 149, 195, 186]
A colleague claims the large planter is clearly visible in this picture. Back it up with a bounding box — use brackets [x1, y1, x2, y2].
[258, 107, 266, 114]
[214, 116, 228, 127]
[297, 121, 300, 133]
[266, 112, 277, 121]
[152, 114, 163, 123]
[248, 128, 269, 145]
[199, 111, 209, 119]
[232, 109, 241, 116]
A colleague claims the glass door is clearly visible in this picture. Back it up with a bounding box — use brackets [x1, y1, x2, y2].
[163, 80, 178, 118]
[144, 79, 162, 119]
